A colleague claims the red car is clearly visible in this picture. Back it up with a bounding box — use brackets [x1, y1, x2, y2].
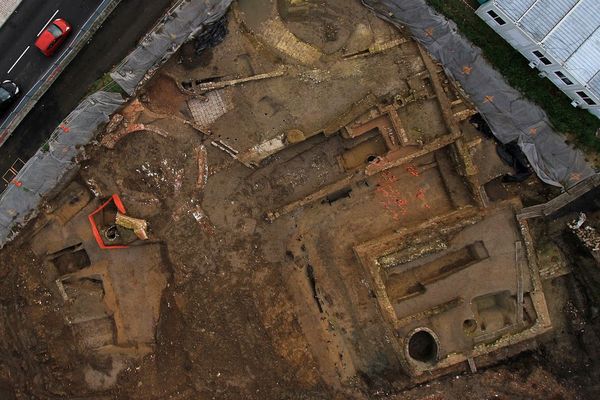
[35, 19, 72, 57]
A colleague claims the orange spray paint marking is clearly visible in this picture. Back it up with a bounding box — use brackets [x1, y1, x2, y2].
[569, 172, 582, 183]
[380, 170, 397, 183]
[376, 171, 410, 220]
[416, 187, 431, 209]
[396, 198, 407, 206]
[406, 165, 419, 177]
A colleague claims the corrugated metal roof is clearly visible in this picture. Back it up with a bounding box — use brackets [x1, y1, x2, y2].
[565, 27, 600, 84]
[542, 0, 598, 63]
[493, 0, 600, 98]
[588, 72, 600, 96]
[520, 0, 578, 42]
[494, 0, 535, 21]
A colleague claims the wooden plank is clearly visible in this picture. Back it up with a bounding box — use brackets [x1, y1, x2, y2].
[518, 174, 600, 220]
[515, 241, 524, 325]
[365, 132, 461, 176]
[195, 69, 286, 93]
[265, 173, 357, 222]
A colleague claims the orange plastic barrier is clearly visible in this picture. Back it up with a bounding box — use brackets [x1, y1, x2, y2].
[87, 194, 129, 249]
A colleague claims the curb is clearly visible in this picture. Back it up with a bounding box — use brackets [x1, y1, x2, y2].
[0, 0, 122, 148]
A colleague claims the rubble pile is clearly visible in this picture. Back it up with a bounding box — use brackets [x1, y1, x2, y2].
[569, 213, 600, 254]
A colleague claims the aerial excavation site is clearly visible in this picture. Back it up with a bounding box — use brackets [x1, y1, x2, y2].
[0, 0, 599, 399]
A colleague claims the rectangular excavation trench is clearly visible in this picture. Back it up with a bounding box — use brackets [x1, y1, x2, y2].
[384, 241, 489, 301]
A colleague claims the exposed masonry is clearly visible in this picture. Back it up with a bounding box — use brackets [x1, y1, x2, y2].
[188, 90, 233, 130]
[362, 0, 594, 188]
[257, 17, 323, 65]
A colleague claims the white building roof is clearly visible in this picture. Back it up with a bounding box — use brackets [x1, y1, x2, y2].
[493, 0, 600, 97]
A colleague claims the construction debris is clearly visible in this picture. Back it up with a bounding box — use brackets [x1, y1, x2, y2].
[191, 69, 286, 94]
[105, 113, 124, 133]
[569, 213, 600, 255]
[210, 139, 238, 159]
[115, 211, 149, 240]
[236, 134, 286, 168]
[196, 145, 209, 190]
[343, 37, 408, 59]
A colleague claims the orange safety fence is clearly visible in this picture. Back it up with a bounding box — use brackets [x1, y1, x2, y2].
[88, 194, 129, 249]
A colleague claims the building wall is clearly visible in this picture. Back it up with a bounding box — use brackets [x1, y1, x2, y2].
[476, 2, 600, 114]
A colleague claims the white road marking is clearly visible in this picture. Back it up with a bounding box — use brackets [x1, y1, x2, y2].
[37, 9, 60, 37]
[7, 46, 30, 74]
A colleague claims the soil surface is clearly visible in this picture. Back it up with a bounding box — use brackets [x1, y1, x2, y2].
[1, 1, 599, 399]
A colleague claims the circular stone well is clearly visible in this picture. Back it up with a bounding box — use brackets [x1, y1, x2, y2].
[405, 327, 440, 366]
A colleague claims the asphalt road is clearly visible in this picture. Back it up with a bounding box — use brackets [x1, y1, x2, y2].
[0, 0, 174, 191]
[0, 0, 101, 102]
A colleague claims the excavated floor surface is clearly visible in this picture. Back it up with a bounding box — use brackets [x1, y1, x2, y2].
[0, 1, 599, 399]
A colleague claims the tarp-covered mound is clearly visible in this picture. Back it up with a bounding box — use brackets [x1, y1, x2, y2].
[111, 0, 233, 95]
[0, 92, 124, 247]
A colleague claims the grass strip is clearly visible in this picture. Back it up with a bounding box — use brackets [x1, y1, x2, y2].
[426, 0, 600, 153]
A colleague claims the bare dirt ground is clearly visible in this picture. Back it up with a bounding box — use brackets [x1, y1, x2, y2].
[0, 1, 600, 399]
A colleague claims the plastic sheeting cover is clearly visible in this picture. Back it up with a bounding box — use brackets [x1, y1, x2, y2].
[362, 0, 595, 188]
[111, 0, 233, 95]
[0, 91, 124, 247]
